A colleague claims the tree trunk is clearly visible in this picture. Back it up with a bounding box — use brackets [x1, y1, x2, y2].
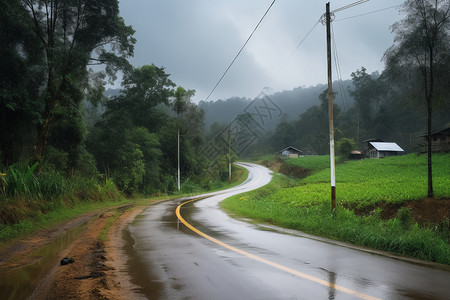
[34, 117, 50, 165]
[427, 97, 433, 198]
[34, 74, 57, 166]
[427, 41, 434, 198]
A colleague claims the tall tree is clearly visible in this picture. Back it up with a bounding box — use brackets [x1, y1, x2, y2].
[0, 0, 45, 164]
[88, 65, 176, 193]
[384, 0, 450, 197]
[20, 0, 135, 164]
[169, 86, 205, 187]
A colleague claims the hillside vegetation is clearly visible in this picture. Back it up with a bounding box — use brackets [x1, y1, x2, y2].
[286, 154, 450, 208]
[221, 154, 450, 265]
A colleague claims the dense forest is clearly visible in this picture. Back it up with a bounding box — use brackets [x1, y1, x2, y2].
[1, 0, 449, 210]
[0, 0, 226, 214]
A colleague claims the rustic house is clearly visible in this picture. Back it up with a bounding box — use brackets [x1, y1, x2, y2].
[279, 146, 303, 159]
[367, 142, 404, 159]
[362, 138, 384, 155]
[420, 126, 450, 152]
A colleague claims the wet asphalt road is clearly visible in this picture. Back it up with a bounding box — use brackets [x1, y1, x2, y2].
[125, 163, 450, 299]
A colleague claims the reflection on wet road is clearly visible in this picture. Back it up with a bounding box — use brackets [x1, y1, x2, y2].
[126, 163, 450, 299]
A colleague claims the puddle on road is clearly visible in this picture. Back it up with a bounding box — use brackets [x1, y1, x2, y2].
[123, 226, 164, 299]
[0, 223, 86, 300]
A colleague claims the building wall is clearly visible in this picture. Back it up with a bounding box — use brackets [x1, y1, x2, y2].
[368, 149, 399, 159]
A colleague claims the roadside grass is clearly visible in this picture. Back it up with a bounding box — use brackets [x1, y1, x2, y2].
[0, 198, 128, 243]
[99, 211, 121, 242]
[0, 165, 249, 245]
[222, 153, 450, 265]
[285, 155, 331, 172]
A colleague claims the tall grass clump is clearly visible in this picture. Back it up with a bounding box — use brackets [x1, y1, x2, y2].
[0, 161, 124, 229]
[5, 161, 40, 197]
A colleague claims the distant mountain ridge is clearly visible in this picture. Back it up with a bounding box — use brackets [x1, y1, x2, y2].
[102, 79, 355, 132]
[199, 79, 354, 131]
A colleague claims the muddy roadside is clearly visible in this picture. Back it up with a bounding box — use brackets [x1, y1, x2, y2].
[0, 201, 162, 300]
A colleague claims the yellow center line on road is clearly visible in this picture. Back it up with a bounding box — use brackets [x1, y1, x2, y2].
[176, 199, 381, 300]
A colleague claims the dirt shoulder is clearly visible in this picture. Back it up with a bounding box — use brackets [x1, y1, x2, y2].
[0, 203, 150, 300]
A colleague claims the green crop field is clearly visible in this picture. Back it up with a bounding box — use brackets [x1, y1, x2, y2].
[284, 153, 450, 209]
[285, 155, 331, 172]
[222, 153, 450, 264]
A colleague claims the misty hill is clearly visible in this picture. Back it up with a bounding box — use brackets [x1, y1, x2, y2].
[104, 88, 121, 99]
[199, 79, 354, 132]
[100, 80, 355, 133]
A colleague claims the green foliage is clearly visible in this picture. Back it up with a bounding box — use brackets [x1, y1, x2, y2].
[0, 0, 136, 164]
[348, 67, 388, 136]
[7, 161, 40, 197]
[43, 146, 69, 171]
[114, 143, 145, 195]
[397, 207, 413, 230]
[89, 65, 208, 195]
[384, 0, 450, 197]
[0, 195, 127, 243]
[99, 211, 121, 242]
[0, 173, 6, 197]
[285, 155, 330, 172]
[0, 0, 46, 164]
[336, 138, 355, 160]
[434, 217, 450, 242]
[173, 86, 189, 116]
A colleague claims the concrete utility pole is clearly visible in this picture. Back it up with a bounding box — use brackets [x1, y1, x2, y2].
[326, 2, 336, 211]
[177, 128, 180, 192]
[323, 0, 368, 212]
[228, 128, 232, 184]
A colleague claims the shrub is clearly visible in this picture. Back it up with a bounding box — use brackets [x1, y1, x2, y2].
[43, 146, 69, 171]
[397, 207, 413, 230]
[6, 161, 40, 197]
[336, 138, 355, 160]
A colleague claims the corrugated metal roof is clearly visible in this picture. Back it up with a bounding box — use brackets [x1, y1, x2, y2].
[370, 142, 404, 152]
[278, 146, 302, 153]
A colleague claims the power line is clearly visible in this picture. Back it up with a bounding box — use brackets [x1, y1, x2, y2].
[266, 17, 321, 87]
[331, 23, 349, 113]
[335, 5, 401, 22]
[204, 0, 276, 102]
[331, 0, 369, 14]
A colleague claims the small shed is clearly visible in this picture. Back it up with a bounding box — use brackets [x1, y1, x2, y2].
[368, 142, 404, 159]
[279, 146, 303, 159]
[350, 150, 363, 160]
[420, 125, 450, 152]
[362, 138, 384, 155]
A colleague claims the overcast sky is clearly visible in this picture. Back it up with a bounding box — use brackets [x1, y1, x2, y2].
[118, 0, 405, 102]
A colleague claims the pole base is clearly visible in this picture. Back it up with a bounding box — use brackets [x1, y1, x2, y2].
[331, 186, 336, 210]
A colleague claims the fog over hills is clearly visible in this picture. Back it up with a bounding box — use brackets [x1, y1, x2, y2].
[199, 79, 354, 132]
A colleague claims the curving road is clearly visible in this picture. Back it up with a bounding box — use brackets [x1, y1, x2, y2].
[125, 163, 450, 299]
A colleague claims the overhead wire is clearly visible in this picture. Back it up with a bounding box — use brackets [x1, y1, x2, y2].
[329, 3, 402, 114]
[331, 23, 349, 113]
[204, 0, 276, 101]
[266, 17, 321, 88]
[205, 1, 400, 102]
[335, 4, 401, 22]
[331, 0, 369, 14]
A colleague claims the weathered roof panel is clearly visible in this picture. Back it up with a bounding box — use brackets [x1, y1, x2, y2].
[278, 146, 302, 153]
[370, 142, 404, 152]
